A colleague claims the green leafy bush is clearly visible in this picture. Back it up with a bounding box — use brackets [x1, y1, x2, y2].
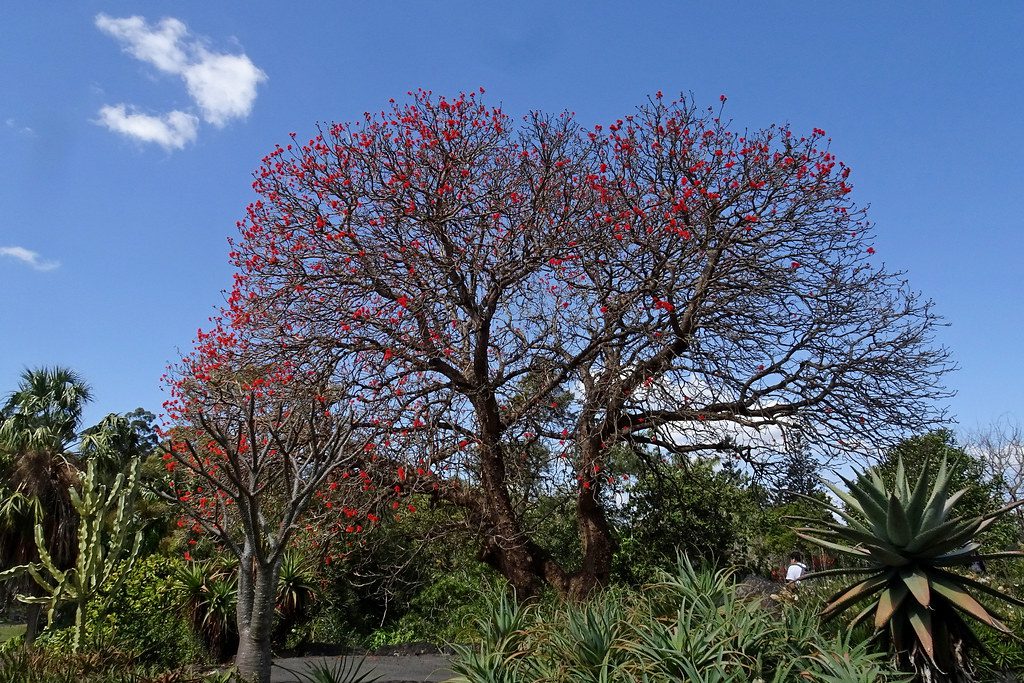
[37, 554, 206, 669]
[301, 499, 501, 648]
[611, 457, 835, 583]
[612, 459, 753, 584]
[449, 556, 907, 682]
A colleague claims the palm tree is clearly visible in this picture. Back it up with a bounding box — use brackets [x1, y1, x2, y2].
[0, 367, 91, 643]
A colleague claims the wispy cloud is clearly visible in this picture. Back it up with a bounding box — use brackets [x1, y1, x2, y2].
[95, 15, 189, 73]
[96, 105, 198, 150]
[94, 14, 266, 148]
[4, 118, 35, 137]
[0, 246, 59, 272]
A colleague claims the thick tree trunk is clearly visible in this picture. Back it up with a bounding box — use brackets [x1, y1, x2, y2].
[478, 524, 567, 599]
[467, 391, 617, 601]
[471, 474, 616, 600]
[568, 484, 616, 599]
[234, 554, 280, 683]
[567, 437, 617, 599]
[476, 498, 616, 601]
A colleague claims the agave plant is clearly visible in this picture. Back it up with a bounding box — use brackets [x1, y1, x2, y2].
[796, 458, 1024, 680]
[274, 548, 318, 648]
[276, 657, 381, 683]
[172, 560, 238, 661]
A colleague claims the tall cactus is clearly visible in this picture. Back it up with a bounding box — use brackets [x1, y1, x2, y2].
[0, 457, 143, 651]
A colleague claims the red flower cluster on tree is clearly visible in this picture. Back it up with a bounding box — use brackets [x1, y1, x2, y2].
[177, 89, 950, 604]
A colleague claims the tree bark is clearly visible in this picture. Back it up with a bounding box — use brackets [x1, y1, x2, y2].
[23, 603, 40, 647]
[234, 555, 280, 683]
[475, 497, 616, 601]
[569, 485, 616, 599]
[470, 475, 615, 600]
[465, 398, 618, 600]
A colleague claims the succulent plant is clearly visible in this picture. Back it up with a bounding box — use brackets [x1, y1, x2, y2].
[0, 457, 143, 652]
[796, 458, 1024, 680]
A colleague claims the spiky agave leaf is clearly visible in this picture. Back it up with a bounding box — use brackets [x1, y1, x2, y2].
[799, 456, 1024, 678]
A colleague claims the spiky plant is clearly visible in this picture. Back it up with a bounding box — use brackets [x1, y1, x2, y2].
[171, 560, 238, 661]
[276, 549, 317, 623]
[796, 458, 1024, 681]
[272, 548, 318, 649]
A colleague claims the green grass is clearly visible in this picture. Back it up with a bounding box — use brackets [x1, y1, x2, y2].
[0, 623, 25, 642]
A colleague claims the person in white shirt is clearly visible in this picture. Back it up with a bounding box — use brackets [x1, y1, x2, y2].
[785, 551, 808, 583]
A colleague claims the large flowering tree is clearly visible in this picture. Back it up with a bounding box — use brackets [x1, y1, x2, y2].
[161, 337, 378, 682]
[208, 90, 950, 599]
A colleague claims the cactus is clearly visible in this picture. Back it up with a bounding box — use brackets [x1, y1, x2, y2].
[0, 457, 143, 651]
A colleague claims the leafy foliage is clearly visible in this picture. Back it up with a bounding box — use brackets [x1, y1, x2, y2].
[449, 556, 906, 682]
[0, 367, 91, 615]
[612, 456, 834, 582]
[971, 570, 1024, 680]
[612, 458, 753, 583]
[35, 554, 206, 669]
[79, 410, 157, 485]
[301, 499, 501, 648]
[0, 457, 143, 651]
[797, 457, 1024, 680]
[0, 367, 159, 643]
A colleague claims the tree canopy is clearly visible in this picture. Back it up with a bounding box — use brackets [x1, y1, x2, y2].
[177, 90, 951, 598]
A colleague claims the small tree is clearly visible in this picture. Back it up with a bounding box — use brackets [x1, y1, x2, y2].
[612, 457, 752, 583]
[162, 354, 372, 683]
[970, 419, 1024, 544]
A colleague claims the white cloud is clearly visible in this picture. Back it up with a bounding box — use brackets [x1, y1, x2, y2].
[96, 105, 199, 150]
[95, 14, 189, 74]
[182, 49, 266, 127]
[0, 246, 59, 272]
[94, 14, 266, 147]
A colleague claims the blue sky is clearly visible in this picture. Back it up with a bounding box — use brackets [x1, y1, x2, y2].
[1, 2, 1021, 438]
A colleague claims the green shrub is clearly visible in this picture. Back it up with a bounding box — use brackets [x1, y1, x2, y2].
[611, 459, 756, 584]
[611, 458, 835, 583]
[37, 554, 206, 669]
[301, 498, 502, 648]
[374, 563, 502, 647]
[449, 556, 908, 682]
